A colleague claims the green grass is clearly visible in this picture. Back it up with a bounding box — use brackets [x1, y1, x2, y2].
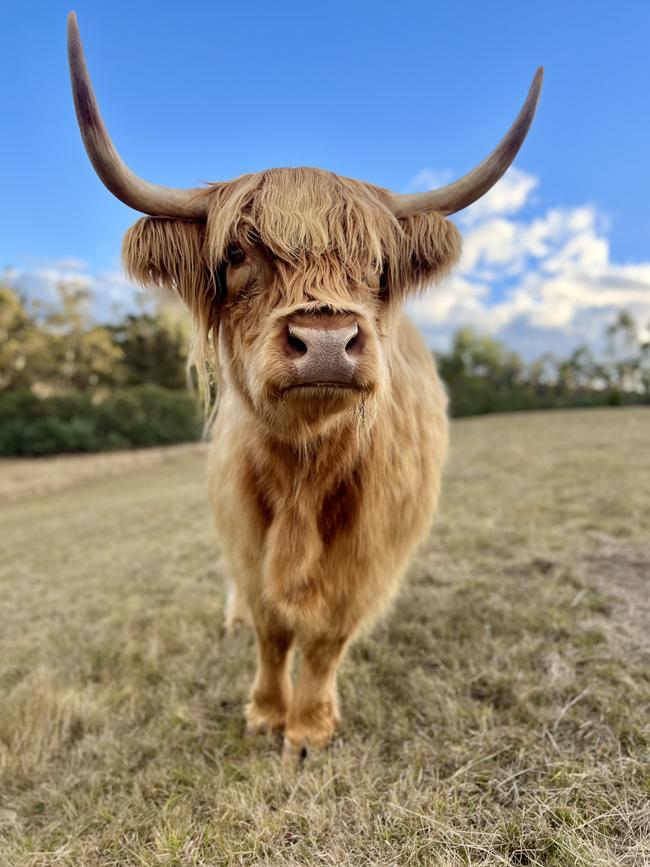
[1, 408, 648, 866]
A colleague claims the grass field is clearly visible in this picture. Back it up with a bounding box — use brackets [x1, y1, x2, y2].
[1, 408, 648, 866]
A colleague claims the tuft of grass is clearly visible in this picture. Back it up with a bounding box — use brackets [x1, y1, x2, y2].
[0, 407, 648, 866]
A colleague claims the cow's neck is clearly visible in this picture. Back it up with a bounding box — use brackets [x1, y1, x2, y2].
[252, 410, 373, 612]
[255, 408, 372, 491]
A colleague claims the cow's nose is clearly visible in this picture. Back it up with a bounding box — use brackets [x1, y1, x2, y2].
[285, 320, 362, 385]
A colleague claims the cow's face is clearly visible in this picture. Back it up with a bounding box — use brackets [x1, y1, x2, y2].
[123, 169, 461, 441]
[214, 240, 385, 440]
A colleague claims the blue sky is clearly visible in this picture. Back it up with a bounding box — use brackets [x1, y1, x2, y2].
[2, 0, 649, 356]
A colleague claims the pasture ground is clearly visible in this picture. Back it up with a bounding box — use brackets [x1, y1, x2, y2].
[0, 408, 648, 866]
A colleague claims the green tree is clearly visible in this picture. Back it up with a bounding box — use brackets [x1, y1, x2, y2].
[605, 310, 644, 392]
[111, 306, 191, 390]
[0, 284, 52, 392]
[40, 282, 124, 392]
[639, 323, 650, 396]
[555, 345, 596, 392]
[439, 327, 524, 386]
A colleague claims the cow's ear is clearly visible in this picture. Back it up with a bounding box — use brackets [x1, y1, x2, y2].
[391, 211, 462, 297]
[122, 218, 215, 320]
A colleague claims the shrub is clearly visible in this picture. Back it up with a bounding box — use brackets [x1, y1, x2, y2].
[0, 387, 202, 456]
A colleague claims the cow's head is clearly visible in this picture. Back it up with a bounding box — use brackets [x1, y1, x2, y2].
[67, 13, 542, 442]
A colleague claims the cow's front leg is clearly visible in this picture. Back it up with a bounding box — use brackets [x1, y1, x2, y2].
[283, 634, 348, 759]
[245, 607, 294, 735]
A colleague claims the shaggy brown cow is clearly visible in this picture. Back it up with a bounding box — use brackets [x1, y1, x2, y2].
[67, 12, 542, 759]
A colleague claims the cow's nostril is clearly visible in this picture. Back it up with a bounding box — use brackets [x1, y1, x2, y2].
[345, 328, 362, 356]
[287, 331, 308, 355]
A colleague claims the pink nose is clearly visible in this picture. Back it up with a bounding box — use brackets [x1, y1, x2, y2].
[285, 318, 362, 385]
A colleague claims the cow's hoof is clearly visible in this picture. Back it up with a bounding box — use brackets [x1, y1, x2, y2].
[282, 737, 309, 766]
[282, 706, 339, 763]
[245, 701, 286, 736]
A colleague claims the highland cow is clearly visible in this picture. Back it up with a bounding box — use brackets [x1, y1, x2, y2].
[67, 12, 542, 758]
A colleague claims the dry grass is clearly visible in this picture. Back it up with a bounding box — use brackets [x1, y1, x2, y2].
[1, 407, 648, 866]
[0, 443, 205, 502]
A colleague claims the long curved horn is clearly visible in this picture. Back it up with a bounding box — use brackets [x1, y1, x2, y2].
[67, 12, 207, 220]
[391, 68, 543, 217]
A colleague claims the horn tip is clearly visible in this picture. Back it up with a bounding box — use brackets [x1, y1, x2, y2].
[67, 12, 80, 47]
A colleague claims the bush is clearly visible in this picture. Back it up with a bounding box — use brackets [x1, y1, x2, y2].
[444, 378, 644, 418]
[0, 387, 202, 456]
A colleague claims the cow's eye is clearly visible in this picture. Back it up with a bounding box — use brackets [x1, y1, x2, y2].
[379, 264, 389, 294]
[227, 246, 246, 266]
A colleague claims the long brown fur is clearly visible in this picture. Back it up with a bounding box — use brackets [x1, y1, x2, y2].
[123, 167, 461, 757]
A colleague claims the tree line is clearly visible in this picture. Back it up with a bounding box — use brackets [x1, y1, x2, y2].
[0, 280, 648, 454]
[438, 312, 650, 416]
[0, 282, 201, 454]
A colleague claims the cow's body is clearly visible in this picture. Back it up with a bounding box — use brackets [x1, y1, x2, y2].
[209, 313, 448, 630]
[208, 313, 447, 751]
[67, 12, 541, 757]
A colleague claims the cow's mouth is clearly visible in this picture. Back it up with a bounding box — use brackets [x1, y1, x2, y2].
[283, 382, 358, 391]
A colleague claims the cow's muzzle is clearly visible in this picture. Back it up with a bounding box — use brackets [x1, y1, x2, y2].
[281, 312, 366, 389]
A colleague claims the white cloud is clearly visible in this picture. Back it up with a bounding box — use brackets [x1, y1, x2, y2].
[8, 258, 145, 321]
[404, 168, 455, 193]
[461, 167, 539, 225]
[407, 168, 650, 358]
